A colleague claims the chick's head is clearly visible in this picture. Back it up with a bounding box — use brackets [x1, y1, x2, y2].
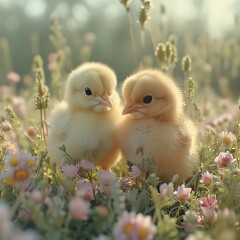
[122, 69, 184, 120]
[64, 62, 117, 112]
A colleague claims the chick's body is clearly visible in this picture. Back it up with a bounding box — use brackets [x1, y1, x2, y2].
[47, 62, 121, 168]
[118, 69, 198, 184]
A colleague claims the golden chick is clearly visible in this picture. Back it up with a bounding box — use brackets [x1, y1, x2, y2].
[47, 62, 121, 169]
[117, 69, 198, 185]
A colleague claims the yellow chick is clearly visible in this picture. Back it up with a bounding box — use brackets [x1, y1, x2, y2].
[117, 69, 198, 185]
[47, 62, 121, 169]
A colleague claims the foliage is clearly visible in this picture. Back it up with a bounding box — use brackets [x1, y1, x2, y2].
[0, 1, 240, 240]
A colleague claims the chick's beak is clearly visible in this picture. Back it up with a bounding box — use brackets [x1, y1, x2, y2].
[122, 98, 138, 115]
[98, 90, 112, 108]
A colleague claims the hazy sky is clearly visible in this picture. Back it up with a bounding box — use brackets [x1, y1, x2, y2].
[0, 0, 238, 38]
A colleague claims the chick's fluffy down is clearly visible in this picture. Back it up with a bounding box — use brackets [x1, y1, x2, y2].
[117, 69, 199, 184]
[47, 62, 121, 168]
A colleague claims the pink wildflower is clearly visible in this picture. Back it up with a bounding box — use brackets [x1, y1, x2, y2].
[18, 209, 31, 221]
[214, 151, 235, 168]
[26, 126, 37, 139]
[62, 164, 79, 179]
[174, 184, 192, 202]
[200, 171, 213, 186]
[220, 131, 236, 147]
[76, 179, 95, 201]
[30, 190, 43, 203]
[130, 165, 141, 179]
[113, 211, 157, 240]
[7, 72, 20, 83]
[95, 206, 109, 218]
[97, 170, 117, 197]
[1, 120, 11, 132]
[182, 210, 203, 228]
[159, 183, 174, 197]
[68, 197, 90, 221]
[79, 159, 95, 171]
[11, 97, 27, 120]
[199, 195, 217, 208]
[199, 195, 218, 222]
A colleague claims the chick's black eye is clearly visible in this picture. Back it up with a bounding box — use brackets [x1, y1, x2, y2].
[85, 87, 92, 96]
[143, 95, 153, 104]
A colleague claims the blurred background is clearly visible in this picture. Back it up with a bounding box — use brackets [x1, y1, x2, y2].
[0, 0, 240, 100]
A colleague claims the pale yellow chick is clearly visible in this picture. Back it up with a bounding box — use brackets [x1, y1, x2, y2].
[47, 62, 121, 168]
[117, 69, 198, 185]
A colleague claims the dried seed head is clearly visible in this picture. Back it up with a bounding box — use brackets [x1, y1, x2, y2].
[155, 43, 166, 63]
[33, 56, 50, 110]
[168, 35, 177, 46]
[165, 41, 173, 60]
[187, 77, 195, 103]
[170, 46, 178, 65]
[160, 4, 166, 15]
[139, 6, 150, 29]
[182, 55, 192, 72]
[32, 55, 43, 71]
[119, 0, 132, 10]
[141, 0, 152, 10]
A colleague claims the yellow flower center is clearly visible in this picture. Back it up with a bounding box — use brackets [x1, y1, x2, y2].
[138, 226, 148, 239]
[123, 223, 134, 236]
[5, 177, 16, 185]
[223, 136, 231, 145]
[9, 157, 18, 167]
[27, 159, 35, 168]
[14, 169, 29, 181]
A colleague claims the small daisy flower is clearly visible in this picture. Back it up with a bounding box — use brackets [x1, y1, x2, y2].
[174, 184, 192, 202]
[2, 151, 38, 189]
[220, 131, 236, 147]
[113, 211, 157, 240]
[214, 151, 235, 168]
[79, 159, 95, 171]
[97, 170, 118, 197]
[200, 171, 213, 186]
[62, 164, 79, 179]
[68, 197, 90, 221]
